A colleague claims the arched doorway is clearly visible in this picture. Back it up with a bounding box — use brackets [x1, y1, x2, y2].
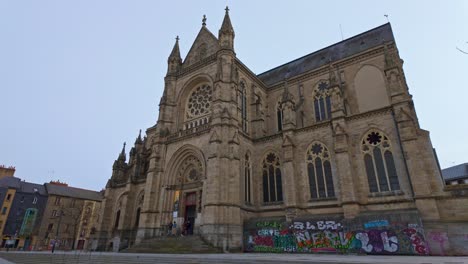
[170, 154, 204, 235]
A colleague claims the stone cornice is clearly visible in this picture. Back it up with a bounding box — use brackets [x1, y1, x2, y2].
[346, 106, 392, 122]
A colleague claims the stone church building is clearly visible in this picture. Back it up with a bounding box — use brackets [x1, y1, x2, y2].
[98, 8, 468, 255]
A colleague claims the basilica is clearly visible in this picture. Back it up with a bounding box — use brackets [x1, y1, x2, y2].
[97, 8, 468, 255]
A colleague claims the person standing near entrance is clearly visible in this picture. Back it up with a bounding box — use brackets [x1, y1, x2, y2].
[171, 221, 177, 236]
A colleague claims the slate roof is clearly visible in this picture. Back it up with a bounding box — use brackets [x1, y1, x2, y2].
[0, 177, 47, 195]
[45, 183, 103, 201]
[257, 23, 395, 87]
[442, 163, 468, 181]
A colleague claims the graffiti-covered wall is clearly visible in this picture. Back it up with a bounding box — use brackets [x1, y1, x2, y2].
[243, 210, 428, 255]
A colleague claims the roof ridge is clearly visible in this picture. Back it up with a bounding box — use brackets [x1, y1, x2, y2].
[257, 23, 392, 78]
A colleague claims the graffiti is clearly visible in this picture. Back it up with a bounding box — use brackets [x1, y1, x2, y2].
[290, 220, 342, 230]
[245, 215, 429, 255]
[428, 231, 448, 255]
[364, 220, 389, 229]
[403, 228, 428, 254]
[256, 221, 283, 229]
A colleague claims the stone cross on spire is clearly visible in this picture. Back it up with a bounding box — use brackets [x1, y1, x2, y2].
[202, 15, 207, 26]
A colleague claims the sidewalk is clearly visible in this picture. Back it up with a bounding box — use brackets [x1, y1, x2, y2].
[0, 251, 467, 264]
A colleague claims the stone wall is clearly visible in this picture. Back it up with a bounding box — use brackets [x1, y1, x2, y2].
[243, 210, 429, 255]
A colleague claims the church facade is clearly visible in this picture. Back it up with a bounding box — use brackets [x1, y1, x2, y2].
[98, 8, 468, 255]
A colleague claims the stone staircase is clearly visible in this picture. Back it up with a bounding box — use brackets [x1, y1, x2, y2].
[122, 235, 222, 254]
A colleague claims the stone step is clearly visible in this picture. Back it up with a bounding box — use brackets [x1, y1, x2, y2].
[122, 235, 221, 254]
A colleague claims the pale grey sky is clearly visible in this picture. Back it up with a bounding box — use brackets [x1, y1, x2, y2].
[0, 1, 467, 190]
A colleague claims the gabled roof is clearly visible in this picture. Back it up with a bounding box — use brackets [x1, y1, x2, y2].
[45, 183, 103, 201]
[257, 23, 395, 87]
[182, 26, 220, 67]
[0, 177, 47, 195]
[442, 163, 468, 181]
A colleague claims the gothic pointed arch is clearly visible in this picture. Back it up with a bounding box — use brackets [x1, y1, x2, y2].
[313, 79, 332, 122]
[176, 74, 214, 131]
[165, 145, 206, 187]
[276, 100, 283, 132]
[261, 152, 283, 203]
[134, 190, 144, 227]
[361, 129, 400, 193]
[114, 193, 127, 229]
[306, 141, 335, 199]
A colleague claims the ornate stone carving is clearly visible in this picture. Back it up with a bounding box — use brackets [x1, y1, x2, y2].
[186, 84, 212, 119]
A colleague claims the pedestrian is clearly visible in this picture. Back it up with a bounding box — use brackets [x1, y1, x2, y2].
[186, 220, 192, 235]
[171, 221, 177, 236]
[167, 222, 173, 236]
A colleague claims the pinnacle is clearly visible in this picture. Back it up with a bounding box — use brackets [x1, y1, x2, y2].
[219, 6, 234, 35]
[168, 35, 181, 60]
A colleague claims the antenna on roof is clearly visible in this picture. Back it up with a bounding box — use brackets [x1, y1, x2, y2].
[339, 24, 344, 41]
[384, 14, 389, 23]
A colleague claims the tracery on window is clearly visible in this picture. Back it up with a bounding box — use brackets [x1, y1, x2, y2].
[314, 80, 332, 122]
[306, 142, 335, 199]
[178, 156, 203, 183]
[262, 153, 283, 203]
[186, 84, 212, 119]
[361, 130, 400, 193]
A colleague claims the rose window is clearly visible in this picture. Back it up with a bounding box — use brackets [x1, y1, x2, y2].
[186, 84, 212, 119]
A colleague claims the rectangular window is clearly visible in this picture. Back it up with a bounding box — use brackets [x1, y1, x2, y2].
[47, 223, 54, 231]
[52, 210, 57, 217]
[54, 197, 61, 205]
[1, 207, 7, 215]
[33, 197, 38, 204]
[20, 196, 25, 203]
[6, 194, 11, 201]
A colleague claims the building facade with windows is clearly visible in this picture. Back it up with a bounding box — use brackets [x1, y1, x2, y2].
[0, 177, 48, 250]
[99, 8, 468, 255]
[36, 182, 102, 251]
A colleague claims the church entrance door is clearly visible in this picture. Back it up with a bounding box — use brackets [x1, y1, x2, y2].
[184, 192, 197, 235]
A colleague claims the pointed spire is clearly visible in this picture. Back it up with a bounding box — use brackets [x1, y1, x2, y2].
[202, 15, 207, 27]
[135, 129, 143, 144]
[168, 36, 181, 61]
[219, 6, 235, 49]
[118, 142, 126, 161]
[220, 6, 234, 35]
[167, 36, 182, 75]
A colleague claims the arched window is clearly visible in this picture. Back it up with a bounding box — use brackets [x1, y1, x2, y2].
[135, 208, 141, 227]
[277, 102, 283, 132]
[244, 154, 251, 204]
[114, 210, 120, 229]
[314, 80, 332, 122]
[240, 82, 248, 133]
[306, 142, 335, 199]
[262, 153, 283, 203]
[361, 130, 400, 193]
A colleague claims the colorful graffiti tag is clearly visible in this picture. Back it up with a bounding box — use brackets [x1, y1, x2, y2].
[244, 216, 428, 255]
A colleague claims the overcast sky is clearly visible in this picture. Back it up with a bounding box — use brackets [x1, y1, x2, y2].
[0, 1, 467, 191]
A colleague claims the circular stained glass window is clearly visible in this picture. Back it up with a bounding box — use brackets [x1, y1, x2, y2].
[186, 84, 212, 118]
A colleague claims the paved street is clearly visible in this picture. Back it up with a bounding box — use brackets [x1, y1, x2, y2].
[0, 252, 467, 264]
